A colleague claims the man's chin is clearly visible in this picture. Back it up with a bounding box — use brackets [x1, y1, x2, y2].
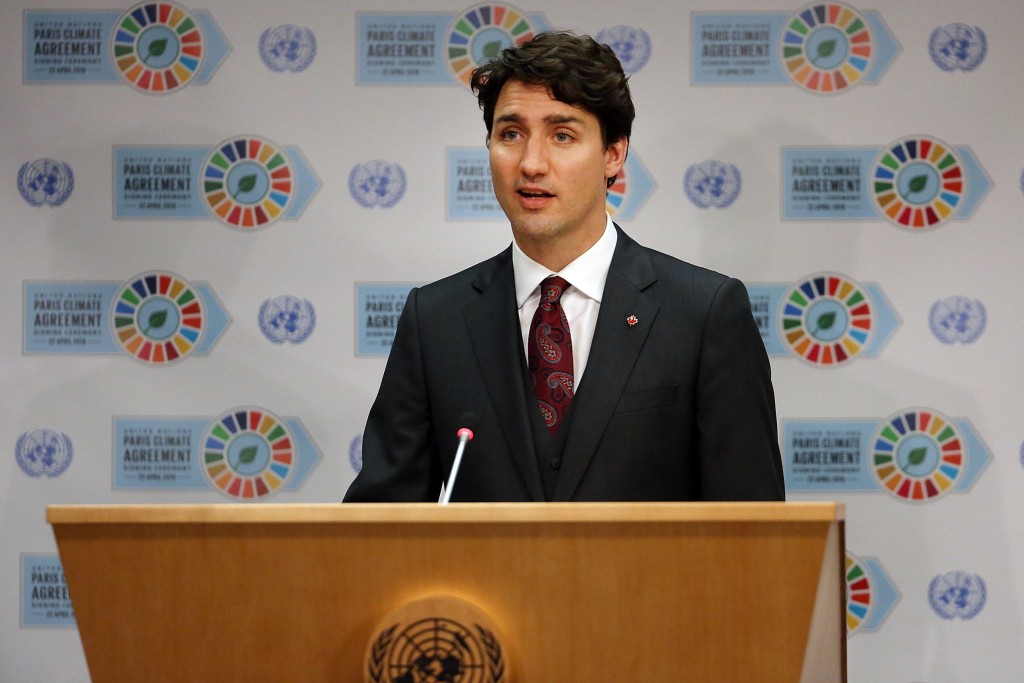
[510, 218, 562, 242]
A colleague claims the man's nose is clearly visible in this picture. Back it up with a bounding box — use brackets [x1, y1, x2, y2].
[519, 137, 549, 176]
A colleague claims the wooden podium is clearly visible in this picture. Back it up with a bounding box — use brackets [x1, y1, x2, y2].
[48, 502, 845, 682]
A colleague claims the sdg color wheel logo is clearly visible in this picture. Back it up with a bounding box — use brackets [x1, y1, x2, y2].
[780, 2, 873, 93]
[779, 273, 873, 366]
[201, 407, 296, 500]
[111, 271, 205, 365]
[845, 552, 873, 635]
[445, 3, 539, 86]
[870, 408, 965, 503]
[870, 135, 965, 229]
[201, 136, 295, 228]
[112, 1, 204, 93]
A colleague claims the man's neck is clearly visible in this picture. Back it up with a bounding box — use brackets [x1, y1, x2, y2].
[513, 222, 606, 272]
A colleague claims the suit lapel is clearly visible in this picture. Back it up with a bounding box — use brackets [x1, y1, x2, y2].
[463, 249, 545, 501]
[553, 228, 660, 501]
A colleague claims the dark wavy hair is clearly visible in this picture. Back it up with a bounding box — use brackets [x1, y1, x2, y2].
[470, 32, 634, 185]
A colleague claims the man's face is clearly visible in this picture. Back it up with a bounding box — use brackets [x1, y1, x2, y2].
[488, 80, 627, 264]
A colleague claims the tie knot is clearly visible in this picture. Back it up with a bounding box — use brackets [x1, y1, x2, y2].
[540, 276, 571, 306]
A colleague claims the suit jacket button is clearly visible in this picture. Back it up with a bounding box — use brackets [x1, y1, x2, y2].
[550, 457, 561, 469]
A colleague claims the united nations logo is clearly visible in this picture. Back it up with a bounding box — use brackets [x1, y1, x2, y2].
[259, 295, 316, 344]
[201, 136, 296, 229]
[111, 271, 206, 365]
[778, 273, 874, 366]
[780, 2, 873, 94]
[684, 160, 741, 208]
[870, 407, 965, 503]
[929, 296, 985, 344]
[259, 25, 317, 72]
[112, 1, 205, 94]
[929, 24, 986, 72]
[350, 160, 407, 208]
[595, 25, 652, 74]
[445, 3, 539, 87]
[16, 430, 73, 478]
[845, 551, 874, 636]
[350, 434, 363, 473]
[367, 596, 508, 683]
[201, 407, 296, 500]
[870, 135, 966, 230]
[18, 159, 74, 207]
[929, 571, 986, 620]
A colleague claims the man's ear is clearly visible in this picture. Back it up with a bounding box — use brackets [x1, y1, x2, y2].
[604, 136, 628, 179]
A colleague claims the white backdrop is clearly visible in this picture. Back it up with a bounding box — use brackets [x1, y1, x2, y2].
[3, 0, 1023, 680]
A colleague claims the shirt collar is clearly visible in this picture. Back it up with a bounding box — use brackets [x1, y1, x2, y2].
[512, 215, 618, 308]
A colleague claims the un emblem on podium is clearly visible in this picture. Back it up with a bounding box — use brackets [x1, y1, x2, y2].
[366, 596, 508, 682]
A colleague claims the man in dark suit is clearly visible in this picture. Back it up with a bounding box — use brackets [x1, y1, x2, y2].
[345, 32, 784, 503]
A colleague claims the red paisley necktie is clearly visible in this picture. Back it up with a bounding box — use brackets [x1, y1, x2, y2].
[528, 276, 574, 436]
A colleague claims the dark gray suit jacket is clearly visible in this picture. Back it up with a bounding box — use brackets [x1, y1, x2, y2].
[344, 226, 785, 502]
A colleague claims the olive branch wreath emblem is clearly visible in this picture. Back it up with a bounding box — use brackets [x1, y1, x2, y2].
[367, 623, 506, 682]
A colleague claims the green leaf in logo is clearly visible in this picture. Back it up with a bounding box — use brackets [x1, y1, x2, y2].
[907, 447, 928, 468]
[908, 174, 929, 195]
[815, 311, 837, 332]
[147, 39, 168, 59]
[482, 40, 503, 60]
[148, 310, 168, 330]
[817, 40, 837, 59]
[232, 173, 258, 200]
[238, 446, 259, 465]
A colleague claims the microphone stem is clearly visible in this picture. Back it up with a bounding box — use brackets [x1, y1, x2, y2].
[440, 435, 469, 505]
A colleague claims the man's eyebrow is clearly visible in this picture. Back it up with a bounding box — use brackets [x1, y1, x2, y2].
[493, 113, 585, 125]
[543, 114, 584, 125]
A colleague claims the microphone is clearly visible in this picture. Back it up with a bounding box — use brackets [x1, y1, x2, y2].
[440, 412, 479, 504]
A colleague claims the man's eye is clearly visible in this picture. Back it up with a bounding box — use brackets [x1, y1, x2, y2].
[555, 132, 572, 142]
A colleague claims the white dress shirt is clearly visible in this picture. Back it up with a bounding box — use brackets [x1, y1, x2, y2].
[512, 215, 617, 388]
